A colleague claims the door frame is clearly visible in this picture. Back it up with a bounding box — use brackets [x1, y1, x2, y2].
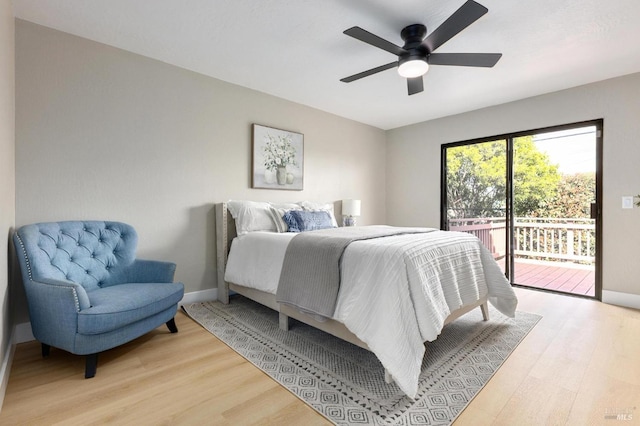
[441, 119, 603, 300]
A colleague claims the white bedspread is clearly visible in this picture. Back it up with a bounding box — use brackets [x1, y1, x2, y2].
[224, 228, 518, 398]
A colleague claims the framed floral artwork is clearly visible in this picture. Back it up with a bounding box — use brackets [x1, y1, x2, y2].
[252, 124, 304, 190]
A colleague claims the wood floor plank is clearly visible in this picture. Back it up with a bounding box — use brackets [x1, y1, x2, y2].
[1, 288, 638, 425]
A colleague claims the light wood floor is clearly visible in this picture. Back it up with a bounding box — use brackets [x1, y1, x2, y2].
[1, 287, 639, 425]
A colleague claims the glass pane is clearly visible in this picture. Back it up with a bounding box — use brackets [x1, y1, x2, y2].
[512, 127, 596, 297]
[445, 140, 507, 272]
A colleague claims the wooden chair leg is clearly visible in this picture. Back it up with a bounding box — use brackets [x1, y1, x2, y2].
[41, 343, 50, 358]
[85, 353, 98, 379]
[166, 317, 178, 333]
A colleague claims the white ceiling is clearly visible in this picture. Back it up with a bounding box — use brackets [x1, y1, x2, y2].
[13, 0, 640, 130]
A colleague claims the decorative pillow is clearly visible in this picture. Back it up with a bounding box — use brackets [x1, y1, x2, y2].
[298, 201, 339, 228]
[283, 210, 335, 232]
[227, 200, 277, 235]
[268, 203, 302, 232]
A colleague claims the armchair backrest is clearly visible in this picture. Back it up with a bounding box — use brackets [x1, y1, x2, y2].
[14, 221, 138, 291]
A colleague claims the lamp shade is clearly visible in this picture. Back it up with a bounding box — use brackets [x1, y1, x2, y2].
[342, 199, 361, 217]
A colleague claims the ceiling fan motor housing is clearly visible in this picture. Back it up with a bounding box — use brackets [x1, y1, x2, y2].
[399, 23, 430, 69]
[401, 24, 428, 51]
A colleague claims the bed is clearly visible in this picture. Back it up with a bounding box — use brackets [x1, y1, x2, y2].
[215, 201, 517, 398]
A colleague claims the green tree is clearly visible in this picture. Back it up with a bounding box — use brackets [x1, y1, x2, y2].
[513, 137, 561, 216]
[446, 141, 507, 218]
[446, 137, 561, 218]
[534, 172, 595, 218]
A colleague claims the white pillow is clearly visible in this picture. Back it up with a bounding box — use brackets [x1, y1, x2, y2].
[298, 201, 339, 228]
[268, 203, 302, 233]
[227, 200, 277, 235]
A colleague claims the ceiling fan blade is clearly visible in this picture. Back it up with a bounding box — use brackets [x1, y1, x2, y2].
[429, 52, 502, 67]
[344, 26, 406, 56]
[423, 0, 488, 53]
[407, 77, 424, 95]
[340, 61, 398, 83]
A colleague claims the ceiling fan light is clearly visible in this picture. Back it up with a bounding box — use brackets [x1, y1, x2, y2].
[398, 58, 429, 78]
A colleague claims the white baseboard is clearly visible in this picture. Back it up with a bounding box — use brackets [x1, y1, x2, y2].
[179, 288, 218, 305]
[602, 290, 640, 310]
[13, 322, 34, 345]
[0, 338, 16, 413]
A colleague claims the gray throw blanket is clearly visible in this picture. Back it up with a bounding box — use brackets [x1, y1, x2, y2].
[275, 226, 432, 318]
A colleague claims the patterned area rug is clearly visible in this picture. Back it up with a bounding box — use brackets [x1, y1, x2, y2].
[183, 296, 540, 425]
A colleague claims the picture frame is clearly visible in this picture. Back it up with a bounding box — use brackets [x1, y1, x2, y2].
[252, 124, 304, 190]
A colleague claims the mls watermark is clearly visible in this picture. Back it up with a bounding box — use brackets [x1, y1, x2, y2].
[604, 407, 636, 421]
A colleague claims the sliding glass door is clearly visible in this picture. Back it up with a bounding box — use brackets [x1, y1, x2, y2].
[441, 121, 602, 299]
[443, 139, 508, 273]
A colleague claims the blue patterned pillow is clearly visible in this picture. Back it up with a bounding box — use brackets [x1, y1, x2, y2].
[282, 210, 335, 232]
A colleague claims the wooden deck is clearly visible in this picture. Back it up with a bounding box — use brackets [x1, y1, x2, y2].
[497, 258, 596, 297]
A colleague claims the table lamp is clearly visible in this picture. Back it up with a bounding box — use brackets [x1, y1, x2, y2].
[341, 199, 361, 227]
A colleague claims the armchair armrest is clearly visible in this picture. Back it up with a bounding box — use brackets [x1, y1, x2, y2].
[24, 278, 91, 349]
[120, 259, 177, 283]
[28, 278, 91, 311]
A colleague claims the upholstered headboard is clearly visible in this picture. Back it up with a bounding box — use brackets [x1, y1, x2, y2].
[215, 203, 236, 303]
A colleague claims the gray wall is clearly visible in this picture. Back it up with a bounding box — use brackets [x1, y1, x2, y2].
[0, 0, 15, 389]
[387, 72, 640, 298]
[14, 20, 386, 322]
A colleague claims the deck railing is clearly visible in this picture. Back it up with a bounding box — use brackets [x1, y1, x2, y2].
[448, 217, 595, 264]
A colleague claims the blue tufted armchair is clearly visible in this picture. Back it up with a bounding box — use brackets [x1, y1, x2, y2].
[13, 221, 185, 378]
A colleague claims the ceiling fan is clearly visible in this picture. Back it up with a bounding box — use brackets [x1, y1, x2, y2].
[340, 0, 502, 95]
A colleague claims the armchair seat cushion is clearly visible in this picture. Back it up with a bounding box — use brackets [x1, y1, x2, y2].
[78, 283, 184, 335]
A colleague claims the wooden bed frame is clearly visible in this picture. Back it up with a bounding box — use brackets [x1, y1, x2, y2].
[215, 202, 489, 351]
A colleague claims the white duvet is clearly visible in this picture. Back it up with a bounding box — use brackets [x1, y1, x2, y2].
[224, 227, 518, 398]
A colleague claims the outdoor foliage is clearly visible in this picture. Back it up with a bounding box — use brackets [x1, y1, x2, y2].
[446, 136, 561, 218]
[534, 172, 595, 218]
[446, 141, 507, 218]
[513, 137, 562, 216]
